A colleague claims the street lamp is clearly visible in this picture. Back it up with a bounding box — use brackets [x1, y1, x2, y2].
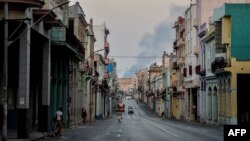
[86, 48, 105, 59]
[2, 1, 70, 140]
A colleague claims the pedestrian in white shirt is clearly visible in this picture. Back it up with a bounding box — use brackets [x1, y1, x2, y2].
[55, 107, 63, 136]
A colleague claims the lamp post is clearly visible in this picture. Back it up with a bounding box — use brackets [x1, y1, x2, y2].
[1, 1, 70, 140]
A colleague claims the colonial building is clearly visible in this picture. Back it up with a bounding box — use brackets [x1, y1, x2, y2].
[148, 63, 162, 112]
[184, 3, 199, 121]
[0, 0, 67, 138]
[212, 3, 250, 125]
[67, 1, 89, 126]
[172, 16, 186, 120]
[169, 53, 180, 119]
[135, 68, 149, 104]
[93, 23, 111, 119]
[162, 51, 171, 118]
[196, 0, 250, 125]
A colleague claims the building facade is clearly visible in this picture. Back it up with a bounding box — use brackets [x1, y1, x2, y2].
[184, 3, 199, 121]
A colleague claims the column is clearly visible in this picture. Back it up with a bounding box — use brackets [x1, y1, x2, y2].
[38, 40, 51, 132]
[212, 89, 215, 122]
[214, 90, 218, 122]
[218, 83, 221, 123]
[209, 90, 212, 120]
[18, 24, 30, 138]
[207, 88, 212, 121]
[227, 78, 231, 124]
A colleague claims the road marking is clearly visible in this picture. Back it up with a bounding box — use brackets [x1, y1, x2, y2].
[143, 119, 180, 138]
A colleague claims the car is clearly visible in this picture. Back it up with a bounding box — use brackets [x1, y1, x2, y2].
[125, 96, 131, 100]
[128, 106, 134, 114]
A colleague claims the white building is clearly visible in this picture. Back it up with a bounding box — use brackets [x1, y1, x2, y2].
[184, 3, 199, 121]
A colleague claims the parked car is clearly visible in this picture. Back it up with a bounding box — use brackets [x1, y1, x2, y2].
[128, 106, 134, 114]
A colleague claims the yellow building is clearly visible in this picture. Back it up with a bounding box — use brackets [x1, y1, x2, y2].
[212, 4, 250, 125]
[170, 17, 186, 120]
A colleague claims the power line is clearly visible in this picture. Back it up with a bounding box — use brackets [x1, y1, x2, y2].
[111, 56, 161, 58]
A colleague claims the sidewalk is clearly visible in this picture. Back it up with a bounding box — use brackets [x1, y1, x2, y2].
[138, 101, 223, 129]
[7, 130, 48, 141]
[7, 115, 131, 141]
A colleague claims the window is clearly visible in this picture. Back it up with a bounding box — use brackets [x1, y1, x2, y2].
[189, 65, 192, 76]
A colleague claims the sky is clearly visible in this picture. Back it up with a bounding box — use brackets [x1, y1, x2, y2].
[69, 0, 191, 78]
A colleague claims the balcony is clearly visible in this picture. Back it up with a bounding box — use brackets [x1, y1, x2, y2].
[180, 25, 185, 32]
[193, 46, 199, 55]
[195, 65, 206, 76]
[173, 40, 178, 49]
[33, 9, 63, 29]
[195, 65, 200, 74]
[168, 87, 177, 93]
[192, 78, 200, 87]
[0, 0, 45, 9]
[177, 85, 185, 93]
[177, 38, 185, 47]
[177, 57, 185, 65]
[51, 27, 84, 56]
[211, 57, 227, 73]
[172, 62, 179, 69]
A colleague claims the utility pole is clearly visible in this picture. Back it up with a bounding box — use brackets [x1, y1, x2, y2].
[2, 2, 8, 141]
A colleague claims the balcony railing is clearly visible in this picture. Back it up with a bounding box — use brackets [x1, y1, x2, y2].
[177, 38, 185, 47]
[177, 57, 185, 65]
[168, 87, 177, 93]
[216, 43, 227, 53]
[193, 46, 199, 55]
[51, 27, 84, 56]
[192, 78, 200, 87]
[177, 85, 185, 93]
[211, 57, 227, 72]
[195, 65, 200, 74]
[172, 62, 179, 69]
[195, 65, 206, 76]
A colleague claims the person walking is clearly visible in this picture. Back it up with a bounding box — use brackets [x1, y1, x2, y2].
[161, 111, 165, 119]
[82, 107, 87, 124]
[116, 112, 122, 123]
[55, 107, 63, 136]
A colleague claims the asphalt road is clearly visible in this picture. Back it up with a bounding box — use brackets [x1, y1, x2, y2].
[41, 99, 223, 141]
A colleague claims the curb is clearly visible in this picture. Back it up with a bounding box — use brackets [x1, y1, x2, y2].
[30, 134, 50, 141]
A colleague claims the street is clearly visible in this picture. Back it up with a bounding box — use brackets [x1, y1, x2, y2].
[41, 99, 223, 141]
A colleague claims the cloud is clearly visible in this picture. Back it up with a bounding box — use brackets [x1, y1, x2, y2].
[123, 5, 186, 77]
